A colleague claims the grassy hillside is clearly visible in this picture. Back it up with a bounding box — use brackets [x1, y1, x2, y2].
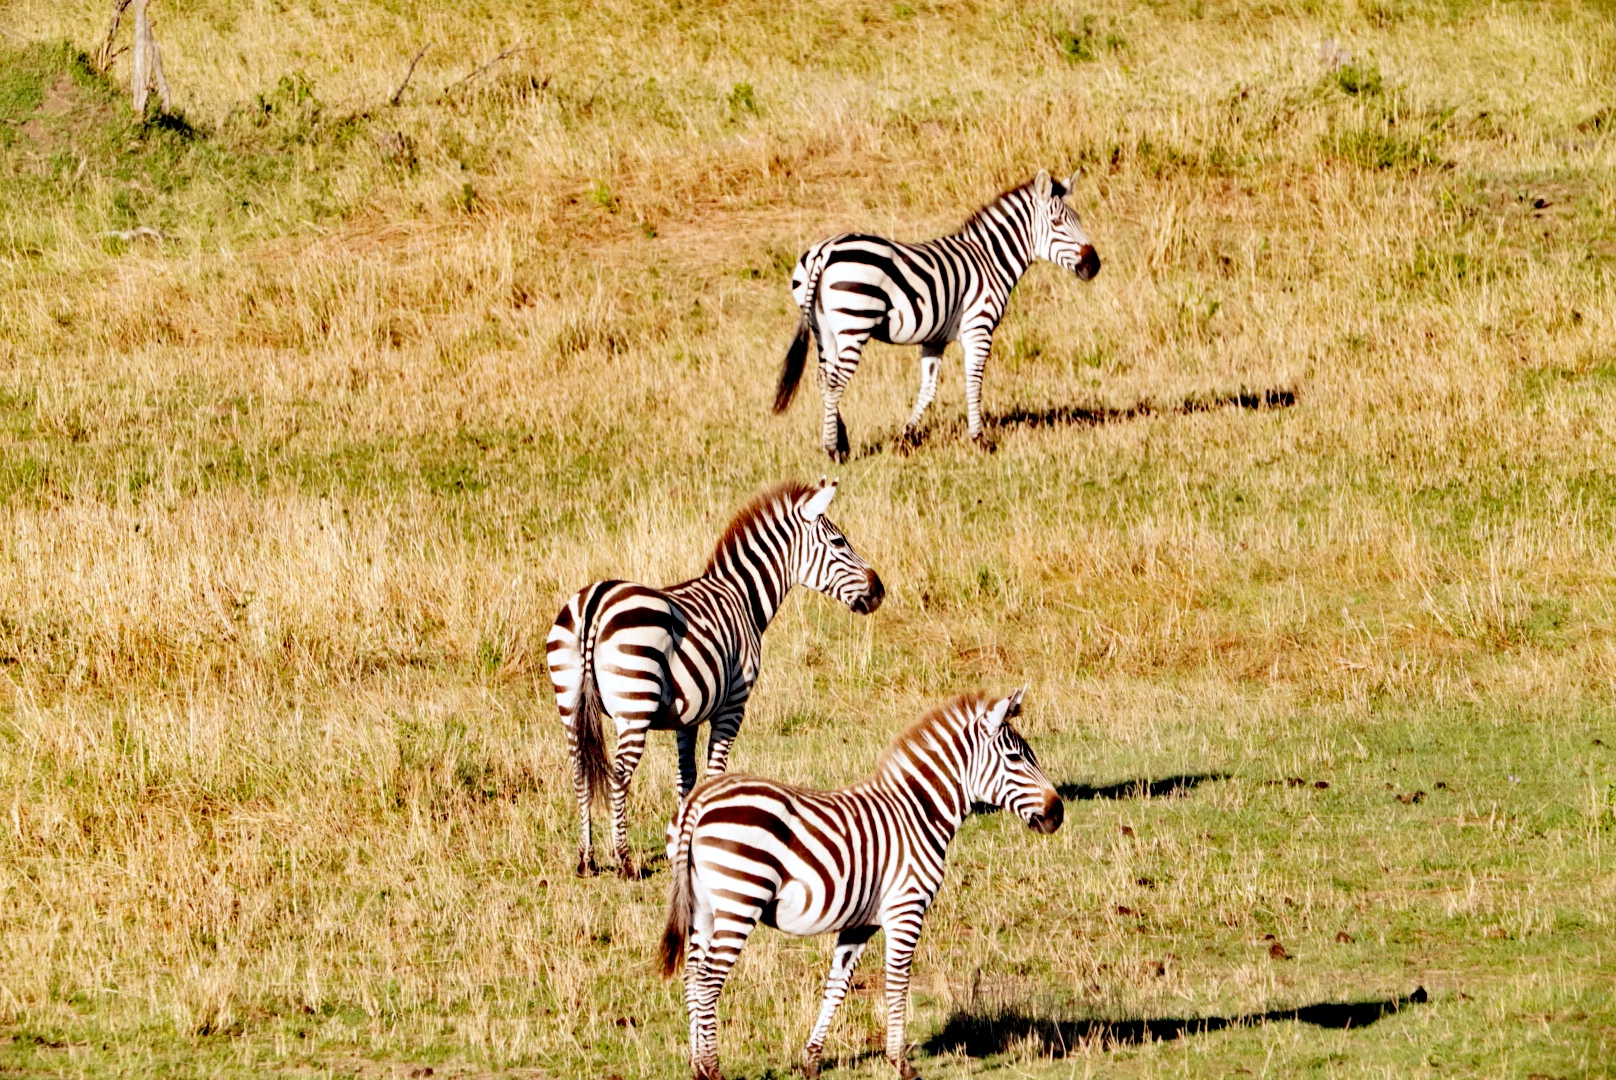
[0, 0, 1614, 1076]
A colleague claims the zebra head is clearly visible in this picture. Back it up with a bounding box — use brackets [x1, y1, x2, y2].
[792, 479, 884, 615]
[968, 688, 1064, 834]
[1032, 169, 1101, 282]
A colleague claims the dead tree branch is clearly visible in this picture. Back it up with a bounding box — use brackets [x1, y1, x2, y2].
[96, 0, 133, 72]
[130, 0, 171, 115]
[389, 45, 429, 106]
[442, 43, 533, 95]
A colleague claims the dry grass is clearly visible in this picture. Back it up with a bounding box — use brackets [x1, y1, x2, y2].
[0, 0, 1614, 1076]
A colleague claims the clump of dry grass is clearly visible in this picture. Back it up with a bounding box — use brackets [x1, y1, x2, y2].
[0, 0, 1614, 1076]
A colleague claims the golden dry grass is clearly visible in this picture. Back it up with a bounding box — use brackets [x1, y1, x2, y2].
[0, 0, 1614, 1076]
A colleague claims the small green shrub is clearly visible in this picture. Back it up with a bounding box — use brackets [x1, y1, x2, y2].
[1335, 61, 1383, 96]
[1055, 17, 1124, 62]
[727, 81, 757, 117]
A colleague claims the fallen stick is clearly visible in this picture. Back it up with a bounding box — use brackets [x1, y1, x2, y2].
[389, 45, 429, 106]
[103, 226, 166, 242]
[442, 43, 533, 95]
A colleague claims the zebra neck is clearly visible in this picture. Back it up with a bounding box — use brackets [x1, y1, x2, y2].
[704, 540, 789, 633]
[954, 196, 1035, 291]
[870, 748, 971, 839]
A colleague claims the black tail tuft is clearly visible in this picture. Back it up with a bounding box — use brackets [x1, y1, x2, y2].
[774, 314, 811, 414]
[658, 892, 689, 977]
[658, 802, 695, 977]
[576, 661, 612, 809]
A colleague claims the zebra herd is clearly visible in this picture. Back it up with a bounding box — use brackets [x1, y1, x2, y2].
[548, 170, 1099, 1079]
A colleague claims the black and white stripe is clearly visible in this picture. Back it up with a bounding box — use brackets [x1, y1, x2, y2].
[660, 689, 1063, 1080]
[774, 169, 1101, 460]
[547, 479, 884, 877]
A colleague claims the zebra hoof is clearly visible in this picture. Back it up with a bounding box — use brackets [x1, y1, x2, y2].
[801, 1049, 821, 1078]
[576, 852, 597, 877]
[969, 432, 997, 454]
[616, 855, 637, 880]
[895, 428, 922, 454]
[834, 417, 850, 460]
[893, 1059, 920, 1079]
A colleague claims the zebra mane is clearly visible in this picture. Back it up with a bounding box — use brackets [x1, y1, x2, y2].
[705, 480, 817, 571]
[953, 175, 1066, 237]
[874, 691, 990, 771]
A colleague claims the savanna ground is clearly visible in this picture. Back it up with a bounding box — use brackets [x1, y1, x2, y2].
[0, 0, 1614, 1076]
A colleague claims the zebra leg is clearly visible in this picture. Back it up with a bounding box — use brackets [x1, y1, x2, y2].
[547, 598, 597, 874]
[703, 708, 744, 776]
[960, 328, 996, 449]
[899, 343, 945, 448]
[683, 891, 716, 1053]
[570, 725, 595, 875]
[802, 926, 877, 1079]
[664, 725, 702, 865]
[819, 334, 866, 462]
[881, 913, 925, 1078]
[687, 906, 761, 1080]
[675, 726, 700, 799]
[608, 717, 653, 878]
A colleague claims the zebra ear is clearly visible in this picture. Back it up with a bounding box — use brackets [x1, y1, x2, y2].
[983, 695, 1012, 736]
[801, 480, 837, 521]
[1065, 171, 1080, 196]
[1006, 685, 1026, 718]
[1033, 169, 1052, 199]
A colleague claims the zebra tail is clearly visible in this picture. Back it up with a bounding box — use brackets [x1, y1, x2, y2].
[658, 790, 700, 978]
[773, 252, 823, 414]
[774, 313, 811, 413]
[575, 627, 613, 810]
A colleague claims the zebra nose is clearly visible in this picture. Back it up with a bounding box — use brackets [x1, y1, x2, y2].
[1074, 246, 1100, 281]
[1029, 796, 1064, 834]
[851, 573, 884, 614]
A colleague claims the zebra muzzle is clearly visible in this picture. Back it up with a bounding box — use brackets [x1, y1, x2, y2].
[1074, 246, 1101, 281]
[851, 573, 885, 614]
[1028, 796, 1064, 834]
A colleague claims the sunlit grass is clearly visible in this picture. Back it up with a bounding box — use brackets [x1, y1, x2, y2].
[0, 0, 1614, 1076]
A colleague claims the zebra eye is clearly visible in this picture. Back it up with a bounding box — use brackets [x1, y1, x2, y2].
[1005, 750, 1024, 763]
[829, 535, 848, 549]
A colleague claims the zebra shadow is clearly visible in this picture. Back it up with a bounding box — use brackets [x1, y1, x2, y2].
[968, 773, 1224, 819]
[859, 386, 1297, 459]
[1057, 772, 1229, 802]
[921, 987, 1428, 1060]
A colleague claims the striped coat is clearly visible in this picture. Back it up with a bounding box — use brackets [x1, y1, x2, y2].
[546, 479, 884, 877]
[660, 689, 1063, 1079]
[774, 169, 1101, 460]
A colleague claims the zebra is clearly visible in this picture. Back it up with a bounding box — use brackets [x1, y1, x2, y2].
[659, 688, 1063, 1080]
[546, 479, 884, 878]
[773, 169, 1101, 461]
